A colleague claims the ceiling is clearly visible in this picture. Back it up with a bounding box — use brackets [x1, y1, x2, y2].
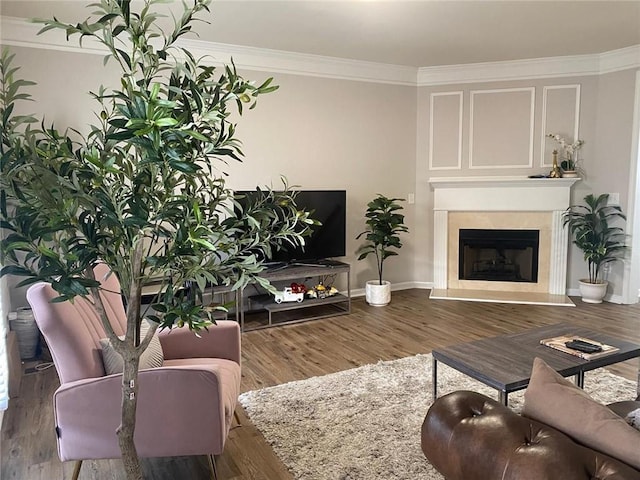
[1, 1, 639, 68]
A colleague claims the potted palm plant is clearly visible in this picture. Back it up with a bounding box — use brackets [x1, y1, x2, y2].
[356, 195, 408, 306]
[563, 193, 627, 303]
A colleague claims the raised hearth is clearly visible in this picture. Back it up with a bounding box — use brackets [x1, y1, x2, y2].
[429, 176, 579, 305]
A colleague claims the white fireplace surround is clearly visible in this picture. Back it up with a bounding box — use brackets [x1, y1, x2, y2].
[429, 176, 579, 297]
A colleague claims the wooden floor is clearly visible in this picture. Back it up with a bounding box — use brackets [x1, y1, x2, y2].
[3, 289, 640, 479]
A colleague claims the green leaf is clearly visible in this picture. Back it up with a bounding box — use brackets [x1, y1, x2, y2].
[183, 129, 209, 141]
[0, 265, 32, 277]
[112, 24, 126, 37]
[115, 48, 131, 68]
[154, 117, 178, 127]
[37, 245, 59, 259]
[169, 160, 198, 173]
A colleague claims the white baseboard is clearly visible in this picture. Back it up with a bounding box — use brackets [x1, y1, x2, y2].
[604, 293, 624, 304]
[348, 281, 433, 298]
[566, 288, 581, 297]
[567, 287, 630, 304]
[350, 283, 635, 304]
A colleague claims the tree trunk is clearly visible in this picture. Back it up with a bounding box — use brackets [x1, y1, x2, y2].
[107, 240, 146, 480]
[118, 353, 143, 479]
[117, 241, 146, 479]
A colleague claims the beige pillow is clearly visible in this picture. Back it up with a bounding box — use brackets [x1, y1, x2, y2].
[523, 357, 640, 470]
[100, 320, 164, 375]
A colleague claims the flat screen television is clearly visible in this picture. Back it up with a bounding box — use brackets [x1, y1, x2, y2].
[234, 189, 346, 265]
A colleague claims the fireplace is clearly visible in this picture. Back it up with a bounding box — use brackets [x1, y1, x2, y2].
[429, 176, 579, 303]
[458, 229, 539, 283]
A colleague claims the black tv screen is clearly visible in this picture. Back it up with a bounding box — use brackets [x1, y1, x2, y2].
[234, 189, 346, 264]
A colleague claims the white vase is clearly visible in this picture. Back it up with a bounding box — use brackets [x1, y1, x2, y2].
[365, 280, 391, 306]
[578, 279, 608, 304]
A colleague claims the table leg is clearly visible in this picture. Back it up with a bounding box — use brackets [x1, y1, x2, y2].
[432, 357, 438, 402]
[575, 372, 585, 389]
[499, 390, 508, 406]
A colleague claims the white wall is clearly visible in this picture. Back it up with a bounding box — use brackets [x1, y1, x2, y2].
[4, 43, 639, 304]
[5, 46, 417, 302]
[591, 69, 639, 298]
[228, 70, 417, 288]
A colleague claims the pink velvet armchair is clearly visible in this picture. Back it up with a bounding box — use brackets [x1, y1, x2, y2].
[26, 264, 241, 480]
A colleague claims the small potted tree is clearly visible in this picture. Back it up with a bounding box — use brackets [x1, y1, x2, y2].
[563, 193, 627, 303]
[356, 195, 408, 306]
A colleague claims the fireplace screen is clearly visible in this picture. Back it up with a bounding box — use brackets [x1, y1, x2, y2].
[458, 229, 539, 283]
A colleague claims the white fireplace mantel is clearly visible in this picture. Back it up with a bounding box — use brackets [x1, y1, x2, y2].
[429, 176, 580, 298]
[429, 176, 580, 189]
[429, 176, 580, 212]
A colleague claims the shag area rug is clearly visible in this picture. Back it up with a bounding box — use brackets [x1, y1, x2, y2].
[239, 354, 637, 480]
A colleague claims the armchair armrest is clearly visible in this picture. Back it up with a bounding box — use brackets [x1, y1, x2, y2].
[158, 320, 240, 364]
[54, 366, 230, 461]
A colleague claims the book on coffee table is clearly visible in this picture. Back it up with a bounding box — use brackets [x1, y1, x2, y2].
[540, 335, 619, 360]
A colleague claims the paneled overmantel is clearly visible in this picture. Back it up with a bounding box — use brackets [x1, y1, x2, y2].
[429, 176, 579, 298]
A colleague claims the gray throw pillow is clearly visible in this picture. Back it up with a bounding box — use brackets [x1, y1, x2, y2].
[99, 320, 164, 375]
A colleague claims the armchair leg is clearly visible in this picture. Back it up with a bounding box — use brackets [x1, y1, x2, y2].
[207, 454, 218, 480]
[71, 460, 83, 480]
[234, 408, 242, 427]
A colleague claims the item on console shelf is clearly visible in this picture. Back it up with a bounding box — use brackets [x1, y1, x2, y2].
[290, 282, 307, 294]
[306, 283, 338, 299]
[273, 287, 304, 304]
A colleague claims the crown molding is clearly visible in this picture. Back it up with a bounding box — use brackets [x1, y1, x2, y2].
[0, 16, 418, 86]
[417, 54, 600, 86]
[599, 45, 640, 75]
[417, 47, 640, 86]
[0, 16, 106, 55]
[1, 16, 638, 87]
[176, 38, 418, 86]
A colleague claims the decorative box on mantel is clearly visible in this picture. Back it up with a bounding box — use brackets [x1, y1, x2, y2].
[429, 176, 580, 301]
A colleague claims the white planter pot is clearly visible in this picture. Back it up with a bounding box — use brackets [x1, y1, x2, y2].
[579, 279, 608, 304]
[365, 280, 391, 306]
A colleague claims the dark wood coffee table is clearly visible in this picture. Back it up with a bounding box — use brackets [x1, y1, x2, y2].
[431, 323, 640, 405]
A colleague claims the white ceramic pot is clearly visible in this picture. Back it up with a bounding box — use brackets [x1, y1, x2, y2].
[578, 279, 608, 304]
[365, 280, 391, 306]
[561, 170, 578, 178]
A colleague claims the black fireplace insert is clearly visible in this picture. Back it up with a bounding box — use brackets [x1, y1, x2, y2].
[458, 229, 539, 282]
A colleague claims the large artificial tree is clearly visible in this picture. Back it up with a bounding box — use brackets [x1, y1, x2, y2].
[0, 1, 312, 478]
